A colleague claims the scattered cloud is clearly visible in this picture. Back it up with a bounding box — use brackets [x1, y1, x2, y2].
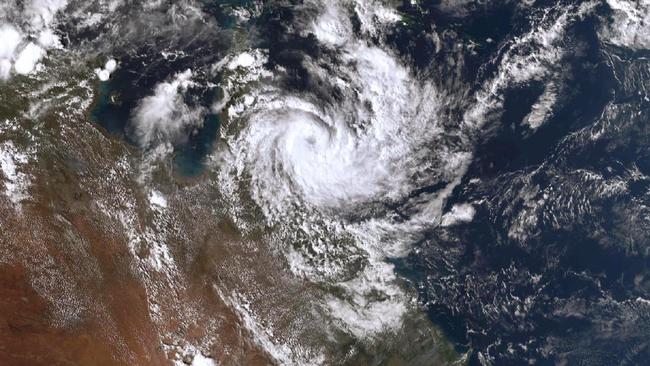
[24, 0, 69, 30]
[0, 141, 30, 207]
[149, 190, 168, 209]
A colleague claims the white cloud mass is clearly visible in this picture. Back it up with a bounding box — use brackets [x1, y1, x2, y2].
[14, 42, 46, 75]
[0, 0, 68, 79]
[24, 0, 69, 30]
[603, 0, 650, 49]
[95, 58, 118, 81]
[441, 203, 476, 227]
[131, 69, 205, 148]
[0, 24, 22, 80]
[0, 24, 22, 59]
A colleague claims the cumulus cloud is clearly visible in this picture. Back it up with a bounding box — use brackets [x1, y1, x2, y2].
[0, 24, 22, 59]
[131, 69, 205, 148]
[0, 60, 11, 80]
[0, 0, 68, 79]
[14, 43, 46, 75]
[94, 58, 117, 81]
[0, 24, 22, 80]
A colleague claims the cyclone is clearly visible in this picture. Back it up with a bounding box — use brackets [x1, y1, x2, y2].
[212, 1, 479, 338]
[227, 44, 453, 217]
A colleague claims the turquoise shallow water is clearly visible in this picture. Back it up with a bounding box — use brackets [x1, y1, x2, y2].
[90, 79, 130, 137]
[173, 113, 220, 177]
[88, 0, 260, 177]
[91, 74, 221, 177]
